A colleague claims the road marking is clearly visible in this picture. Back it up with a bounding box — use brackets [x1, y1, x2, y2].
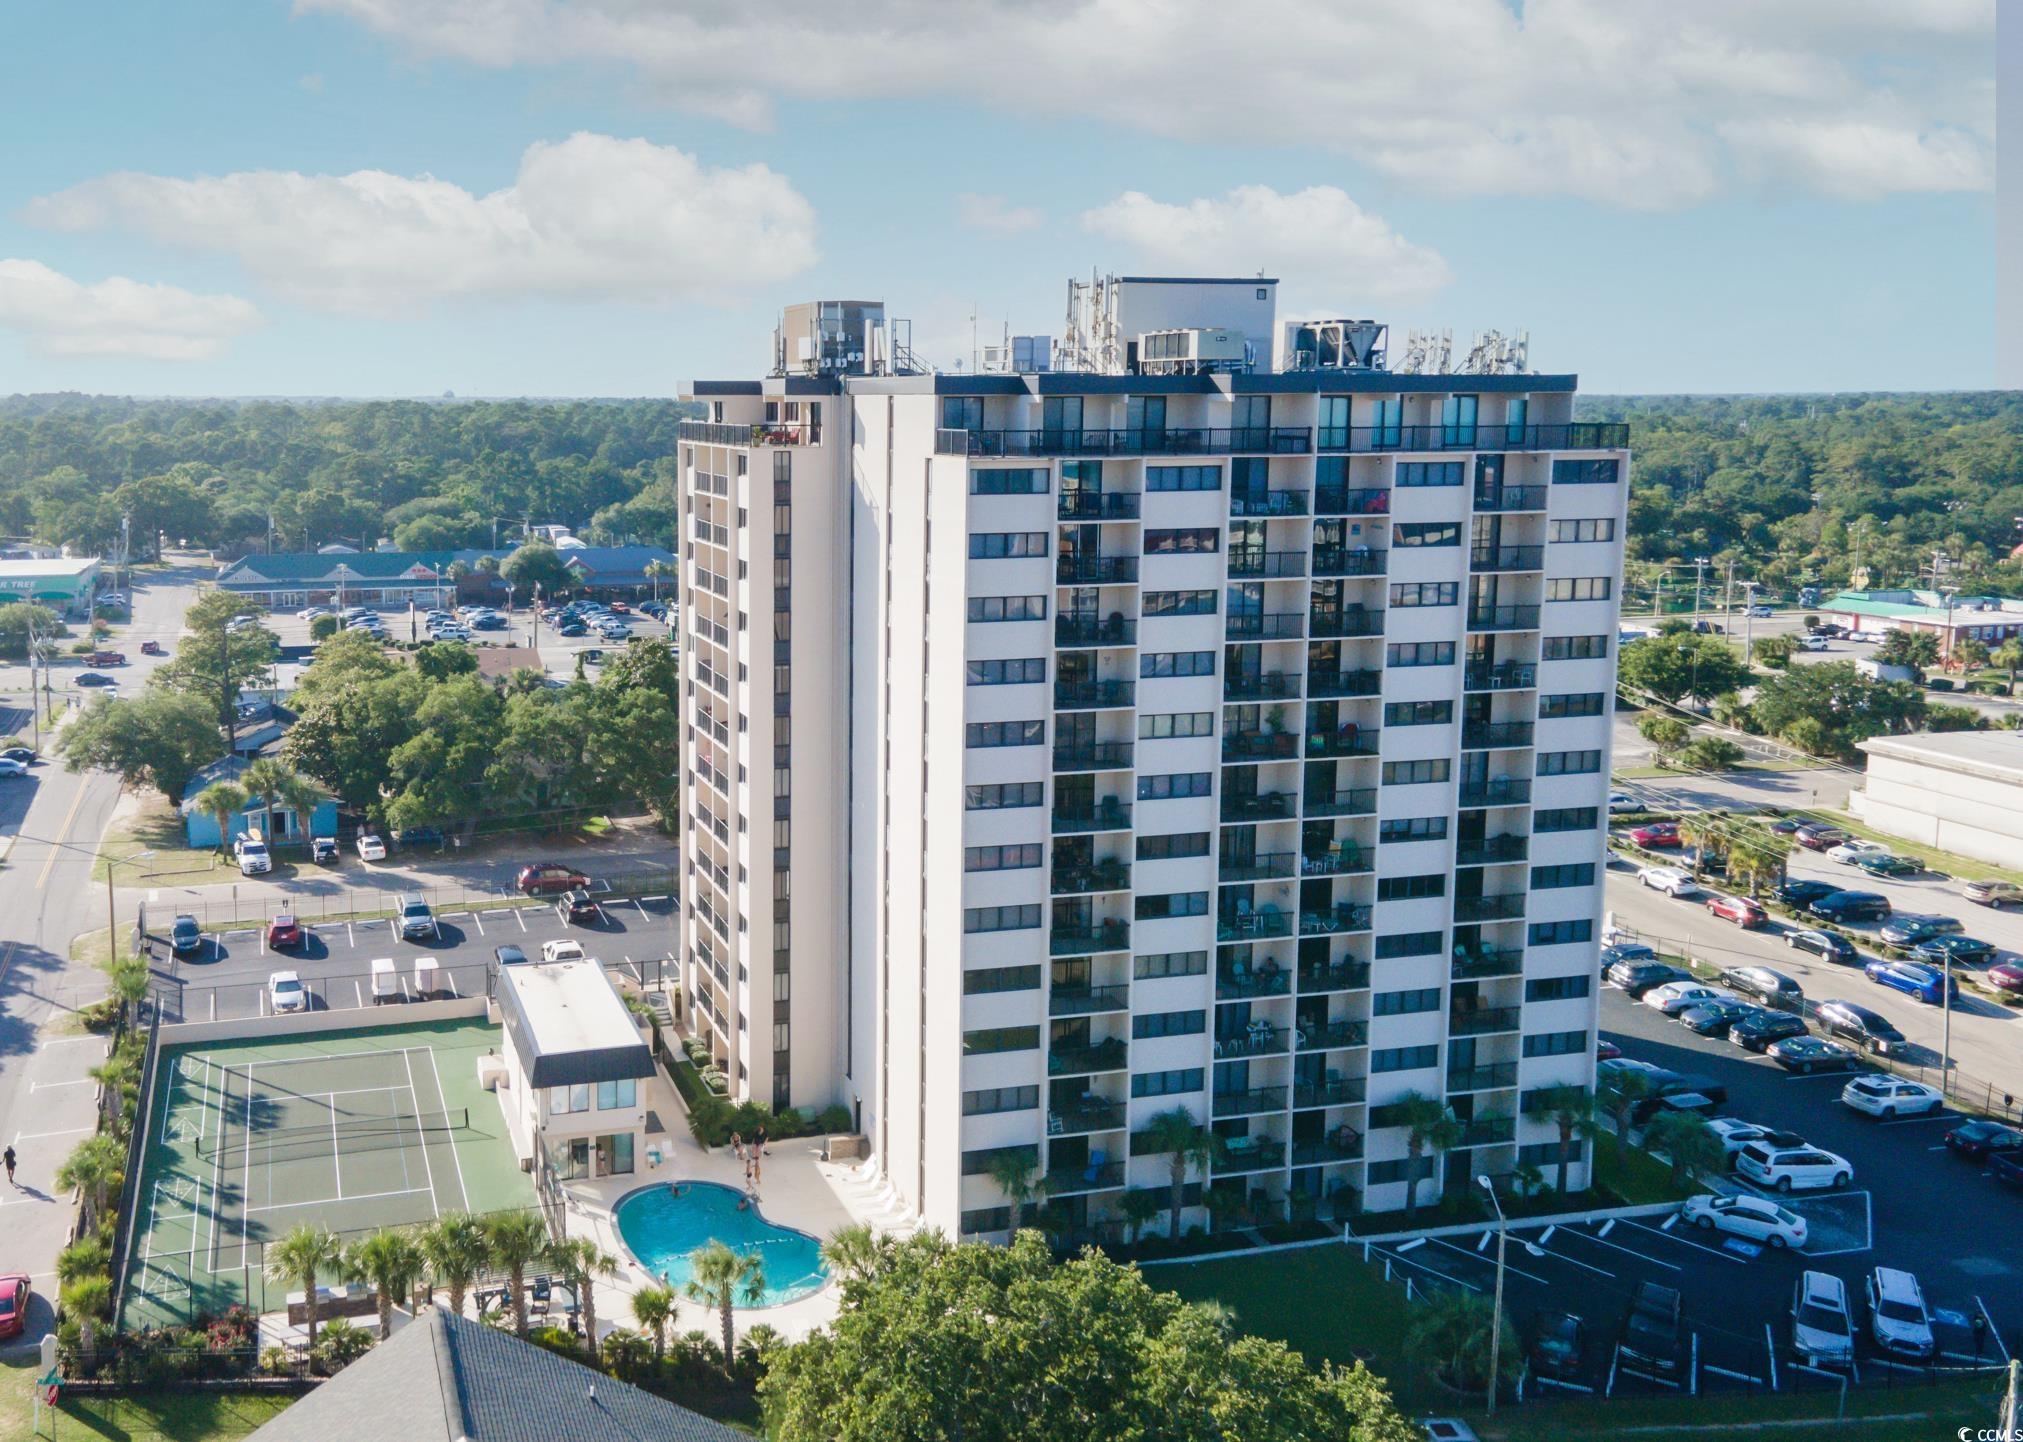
[13, 1125, 92, 1140]
[472, 913, 484, 936]
[35, 1034, 102, 1049]
[514, 909, 527, 932]
[35, 779, 92, 888]
[29, 1077, 94, 1091]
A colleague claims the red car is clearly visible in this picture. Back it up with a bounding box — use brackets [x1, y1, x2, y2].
[1988, 961, 2023, 996]
[86, 650, 127, 667]
[1794, 824, 1848, 851]
[1596, 1039, 1622, 1062]
[607, 599, 631, 614]
[1628, 822, 1680, 849]
[517, 862, 590, 895]
[140, 640, 164, 655]
[0, 1273, 28, 1341]
[1705, 894, 1767, 928]
[266, 914, 302, 949]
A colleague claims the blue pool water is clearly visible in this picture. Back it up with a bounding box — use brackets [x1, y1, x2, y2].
[614, 1181, 828, 1307]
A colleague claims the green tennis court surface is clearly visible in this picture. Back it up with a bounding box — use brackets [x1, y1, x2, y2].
[121, 1018, 537, 1330]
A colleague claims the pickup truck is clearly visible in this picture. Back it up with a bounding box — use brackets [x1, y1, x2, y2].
[1619, 1281, 1683, 1379]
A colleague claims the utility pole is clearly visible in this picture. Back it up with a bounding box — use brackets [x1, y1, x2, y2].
[1942, 951, 1954, 1096]
[1742, 582, 1758, 664]
[1478, 1175, 1508, 1415]
[1722, 557, 1736, 632]
[1692, 556, 1709, 630]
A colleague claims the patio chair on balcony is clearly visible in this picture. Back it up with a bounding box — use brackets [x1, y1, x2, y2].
[1083, 1149, 1108, 1187]
[1047, 1112, 1064, 1135]
[1258, 902, 1284, 933]
[1227, 956, 1253, 991]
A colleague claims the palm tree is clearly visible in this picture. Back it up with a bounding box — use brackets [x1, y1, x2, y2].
[60, 1275, 111, 1360]
[1119, 1187, 1164, 1247]
[984, 1149, 1047, 1234]
[56, 1235, 111, 1288]
[1641, 1111, 1726, 1188]
[1727, 827, 1791, 898]
[630, 1284, 677, 1362]
[56, 1134, 124, 1231]
[1599, 1067, 1652, 1152]
[343, 1228, 426, 1340]
[481, 1212, 552, 1336]
[1675, 813, 1722, 880]
[1994, 638, 2023, 695]
[1393, 1092, 1462, 1226]
[193, 780, 250, 855]
[107, 957, 151, 1033]
[266, 1224, 343, 1360]
[818, 1222, 886, 1284]
[1139, 1107, 1220, 1242]
[546, 1235, 622, 1359]
[644, 559, 676, 605]
[1404, 1287, 1517, 1393]
[1535, 1083, 1600, 1196]
[417, 1212, 488, 1318]
[682, 1242, 767, 1369]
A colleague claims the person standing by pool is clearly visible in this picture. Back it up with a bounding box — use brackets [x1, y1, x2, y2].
[729, 1131, 744, 1162]
[755, 1123, 769, 1157]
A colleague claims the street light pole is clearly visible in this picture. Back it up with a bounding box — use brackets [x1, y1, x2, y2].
[1692, 557, 1709, 630]
[1742, 582, 1758, 664]
[1478, 1175, 1507, 1416]
[1941, 952, 1953, 1096]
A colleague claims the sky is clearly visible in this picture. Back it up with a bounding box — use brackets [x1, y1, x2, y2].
[0, 0, 1998, 398]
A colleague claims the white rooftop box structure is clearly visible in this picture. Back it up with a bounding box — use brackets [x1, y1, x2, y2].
[496, 957, 655, 1182]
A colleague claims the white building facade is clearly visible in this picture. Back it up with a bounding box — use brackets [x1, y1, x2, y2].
[1852, 732, 2023, 868]
[677, 279, 1629, 1241]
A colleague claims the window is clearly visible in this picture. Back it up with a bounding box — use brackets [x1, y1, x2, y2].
[1143, 589, 1218, 616]
[1380, 817, 1449, 843]
[966, 719, 1045, 748]
[1553, 459, 1620, 485]
[971, 468, 1047, 495]
[1537, 750, 1602, 776]
[1382, 758, 1450, 786]
[963, 1085, 1039, 1116]
[1374, 987, 1441, 1016]
[1146, 465, 1221, 492]
[1530, 863, 1596, 889]
[970, 532, 1048, 559]
[1529, 918, 1594, 946]
[595, 1078, 638, 1111]
[1138, 772, 1212, 800]
[1134, 949, 1208, 980]
[1136, 891, 1208, 920]
[940, 396, 983, 430]
[1534, 807, 1600, 834]
[1396, 462, 1465, 487]
[1394, 522, 1462, 548]
[963, 1026, 1040, 1056]
[1133, 1009, 1206, 1039]
[1377, 873, 1446, 902]
[967, 595, 1047, 623]
[965, 782, 1044, 810]
[1523, 1030, 1590, 1058]
[1375, 930, 1442, 959]
[1539, 692, 1605, 718]
[1367, 1156, 1437, 1184]
[1518, 1139, 1584, 1169]
[1547, 577, 1613, 602]
[1387, 641, 1456, 668]
[1372, 1045, 1440, 1073]
[964, 904, 1042, 933]
[1526, 975, 1592, 1003]
[1543, 634, 1610, 660]
[1550, 518, 1616, 543]
[1384, 699, 1453, 727]
[961, 1143, 1037, 1175]
[967, 658, 1046, 686]
[549, 1084, 590, 1115]
[1144, 528, 1220, 554]
[1136, 832, 1210, 861]
[965, 843, 1043, 872]
[1139, 711, 1214, 739]
[1141, 651, 1216, 679]
[1390, 581, 1458, 608]
[1132, 1067, 1205, 1098]
[964, 964, 1042, 994]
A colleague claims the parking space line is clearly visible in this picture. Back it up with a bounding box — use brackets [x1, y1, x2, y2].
[353, 979, 362, 1008]
[1976, 1297, 2011, 1363]
[1556, 1224, 1682, 1272]
[1875, 1112, 1954, 1126]
[514, 909, 527, 932]
[1377, 1245, 1481, 1295]
[1619, 1219, 1748, 1264]
[346, 922, 355, 947]
[1526, 1233, 1616, 1278]
[472, 913, 484, 936]
[1428, 1236, 1551, 1285]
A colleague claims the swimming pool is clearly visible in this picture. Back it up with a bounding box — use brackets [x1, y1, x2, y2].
[613, 1182, 828, 1307]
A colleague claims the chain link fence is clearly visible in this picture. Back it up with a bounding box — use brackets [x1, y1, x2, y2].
[135, 868, 679, 937]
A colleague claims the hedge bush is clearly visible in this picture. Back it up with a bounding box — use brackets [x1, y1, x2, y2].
[666, 1049, 849, 1147]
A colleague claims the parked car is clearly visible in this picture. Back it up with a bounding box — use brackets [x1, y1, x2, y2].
[1768, 817, 1804, 835]
[1826, 839, 1892, 865]
[1990, 960, 2023, 996]
[1995, 1152, 2023, 1192]
[1607, 792, 1641, 815]
[1638, 866, 1699, 897]
[1878, 915, 1962, 947]
[1865, 957, 1957, 1005]
[0, 1274, 29, 1342]
[1841, 1075, 1944, 1119]
[1809, 891, 1890, 923]
[1680, 999, 1763, 1037]
[1912, 935, 1995, 967]
[1815, 1000, 1908, 1056]
[397, 893, 439, 943]
[1864, 1268, 1935, 1361]
[1607, 960, 1690, 997]
[1794, 824, 1849, 851]
[1766, 1036, 1861, 1074]
[1720, 965, 1804, 1007]
[557, 622, 589, 637]
[557, 889, 602, 924]
[356, 832, 387, 862]
[517, 862, 591, 895]
[1645, 982, 1736, 1016]
[1596, 1038, 1622, 1061]
[1776, 879, 1842, 908]
[1747, 604, 1775, 618]
[493, 944, 529, 967]
[540, 939, 587, 963]
[170, 914, 204, 956]
[1855, 853, 1923, 879]
[1679, 1193, 1807, 1249]
[1707, 1119, 1807, 1167]
[1618, 1282, 1683, 1379]
[139, 639, 164, 655]
[1943, 1119, 2023, 1162]
[234, 832, 271, 877]
[0, 758, 26, 779]
[1526, 1309, 1587, 1382]
[1601, 942, 1659, 968]
[1964, 879, 2023, 909]
[268, 970, 309, 1014]
[1628, 822, 1681, 848]
[1705, 894, 1768, 928]
[0, 747, 33, 765]
[1732, 1011, 1809, 1052]
[75, 673, 117, 688]
[1791, 1272, 1857, 1366]
[265, 914, 301, 950]
[1739, 1142, 1853, 1193]
[311, 836, 339, 864]
[1785, 929, 1859, 965]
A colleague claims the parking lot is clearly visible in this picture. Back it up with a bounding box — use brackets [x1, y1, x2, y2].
[259, 602, 678, 686]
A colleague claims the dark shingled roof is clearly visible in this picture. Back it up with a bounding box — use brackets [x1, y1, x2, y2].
[248, 1308, 743, 1442]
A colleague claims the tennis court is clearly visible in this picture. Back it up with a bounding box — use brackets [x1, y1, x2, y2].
[121, 1018, 538, 1329]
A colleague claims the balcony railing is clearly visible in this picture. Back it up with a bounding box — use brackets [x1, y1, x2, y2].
[1298, 1020, 1369, 1052]
[1220, 791, 1297, 823]
[1216, 964, 1291, 1000]
[1223, 730, 1299, 762]
[1212, 1085, 1289, 1118]
[1052, 861, 1131, 895]
[1455, 835, 1529, 866]
[1058, 492, 1141, 521]
[1217, 851, 1297, 883]
[1049, 1101, 1127, 1136]
[1048, 1038, 1129, 1076]
[1054, 741, 1135, 772]
[1449, 1005, 1523, 1037]
[1302, 787, 1378, 818]
[1215, 1026, 1290, 1059]
[1216, 1138, 1288, 1174]
[1057, 555, 1139, 586]
[1293, 1077, 1367, 1109]
[1451, 946, 1525, 980]
[1464, 662, 1537, 692]
[1300, 904, 1373, 936]
[1307, 609, 1386, 639]
[1224, 671, 1300, 702]
[1312, 422, 1629, 454]
[1216, 908, 1293, 942]
[1055, 679, 1135, 710]
[1314, 486, 1390, 516]
[1472, 486, 1549, 512]
[678, 420, 817, 446]
[935, 426, 1318, 458]
[1230, 490, 1310, 518]
[1462, 721, 1535, 750]
[1050, 983, 1131, 1016]
[1455, 1117, 1517, 1149]
[1292, 1131, 1365, 1166]
[1052, 802, 1134, 834]
[1311, 547, 1388, 578]
[1304, 729, 1380, 759]
[1050, 920, 1131, 956]
[1055, 615, 1137, 648]
[1307, 668, 1383, 698]
[1225, 612, 1306, 641]
[1044, 1160, 1128, 1195]
[1297, 960, 1371, 993]
[1454, 893, 1527, 923]
[1448, 1063, 1520, 1093]
[1470, 545, 1545, 573]
[1467, 604, 1542, 632]
[1227, 549, 1308, 579]
[1300, 846, 1373, 877]
[1458, 778, 1531, 808]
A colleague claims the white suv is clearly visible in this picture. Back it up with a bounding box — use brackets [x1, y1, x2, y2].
[1639, 865, 1699, 897]
[1736, 1142, 1853, 1193]
[234, 833, 271, 876]
[1792, 1271, 1855, 1366]
[1841, 1076, 1944, 1119]
[1865, 1268, 1935, 1360]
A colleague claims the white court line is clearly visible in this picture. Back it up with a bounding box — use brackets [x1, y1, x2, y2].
[403, 1049, 440, 1214]
[244, 1184, 434, 1215]
[423, 1046, 469, 1210]
[330, 1097, 343, 1198]
[197, 1045, 420, 1071]
[242, 1061, 256, 1252]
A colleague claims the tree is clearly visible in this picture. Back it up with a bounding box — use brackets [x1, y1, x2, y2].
[192, 781, 250, 855]
[630, 1283, 677, 1361]
[1925, 703, 1986, 733]
[643, 558, 677, 602]
[759, 1231, 1419, 1442]
[1392, 1092, 1462, 1225]
[1751, 661, 1927, 758]
[1119, 1187, 1164, 1246]
[107, 956, 151, 1032]
[1641, 1111, 1725, 1188]
[1751, 634, 1796, 669]
[481, 1211, 551, 1337]
[417, 1212, 488, 1319]
[309, 614, 340, 642]
[1403, 1288, 1521, 1394]
[1726, 826, 1792, 897]
[1534, 1084, 1599, 1196]
[502, 542, 572, 597]
[1618, 632, 1752, 705]
[0, 601, 63, 659]
[1139, 1107, 1221, 1242]
[61, 1275, 111, 1359]
[414, 641, 479, 682]
[56, 1235, 111, 1288]
[1598, 1068, 1651, 1151]
[155, 590, 280, 738]
[112, 470, 216, 559]
[56, 1134, 124, 1232]
[683, 1241, 767, 1368]
[984, 1149, 1046, 1235]
[546, 1235, 622, 1360]
[1635, 712, 1692, 758]
[818, 1223, 888, 1286]
[55, 689, 222, 804]
[1678, 736, 1746, 770]
[1876, 628, 1941, 680]
[1954, 635, 1990, 673]
[1994, 638, 2023, 694]
[343, 1228, 426, 1340]
[1710, 691, 1756, 731]
[583, 641, 683, 823]
[266, 1224, 343, 1361]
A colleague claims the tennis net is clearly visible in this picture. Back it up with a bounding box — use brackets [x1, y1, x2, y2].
[195, 1106, 468, 1157]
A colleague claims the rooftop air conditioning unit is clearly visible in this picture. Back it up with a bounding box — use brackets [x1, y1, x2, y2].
[1138, 327, 1246, 375]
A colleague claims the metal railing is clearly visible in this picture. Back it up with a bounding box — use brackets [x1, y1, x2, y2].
[1217, 1138, 1289, 1173]
[1293, 1077, 1367, 1108]
[1470, 545, 1546, 572]
[1447, 1062, 1519, 1092]
[1054, 679, 1135, 710]
[1045, 1160, 1128, 1194]
[1307, 668, 1383, 697]
[1049, 921, 1131, 956]
[1053, 741, 1135, 771]
[1049, 1101, 1127, 1135]
[1051, 803, 1134, 833]
[1472, 486, 1549, 513]
[937, 426, 1316, 458]
[1300, 904, 1373, 935]
[1220, 791, 1297, 822]
[1455, 835, 1529, 866]
[1051, 862, 1131, 895]
[1227, 549, 1308, 579]
[1454, 893, 1527, 922]
[1304, 729, 1381, 758]
[1314, 487, 1391, 515]
[1292, 1131, 1365, 1165]
[1467, 604, 1542, 631]
[1230, 490, 1311, 517]
[1058, 492, 1141, 520]
[1216, 966, 1291, 999]
[1215, 1027, 1290, 1058]
[1298, 1020, 1369, 1051]
[1213, 1085, 1288, 1118]
[1224, 671, 1300, 701]
[1224, 612, 1306, 641]
[1048, 1039, 1129, 1076]
[1216, 909, 1293, 941]
[1307, 610, 1386, 639]
[1312, 547, 1388, 577]
[1462, 721, 1535, 750]
[1055, 615, 1137, 647]
[1297, 961, 1371, 993]
[1459, 778, 1532, 808]
[1217, 851, 1297, 883]
[1049, 983, 1131, 1016]
[677, 420, 819, 446]
[1452, 947, 1526, 980]
[1222, 730, 1299, 762]
[1300, 847, 1373, 876]
[1302, 787, 1378, 818]
[1464, 662, 1537, 691]
[1450, 1005, 1523, 1037]
[1057, 555, 1139, 585]
[1314, 422, 1629, 453]
[1455, 1116, 1517, 1148]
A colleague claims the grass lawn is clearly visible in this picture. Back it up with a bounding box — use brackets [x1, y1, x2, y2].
[0, 1361, 294, 1442]
[1774, 808, 2023, 889]
[1591, 1137, 1696, 1205]
[93, 799, 227, 886]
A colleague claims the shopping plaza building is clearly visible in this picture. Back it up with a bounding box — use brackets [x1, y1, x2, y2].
[676, 279, 1629, 1241]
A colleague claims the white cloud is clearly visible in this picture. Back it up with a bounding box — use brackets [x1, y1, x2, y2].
[0, 259, 261, 360]
[27, 132, 818, 315]
[1082, 186, 1452, 308]
[296, 0, 1994, 207]
[956, 192, 1043, 233]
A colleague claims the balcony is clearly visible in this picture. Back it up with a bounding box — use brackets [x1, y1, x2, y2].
[1213, 1085, 1289, 1119]
[1307, 669, 1383, 698]
[1052, 802, 1134, 835]
[1215, 1025, 1290, 1059]
[1304, 729, 1380, 759]
[1462, 721, 1535, 750]
[1314, 486, 1390, 516]
[1057, 555, 1139, 586]
[1224, 671, 1300, 702]
[1058, 491, 1141, 521]
[1048, 1038, 1128, 1076]
[1300, 846, 1373, 877]
[1464, 662, 1537, 692]
[1056, 614, 1137, 648]
[1292, 1130, 1365, 1166]
[1298, 1020, 1369, 1052]
[1227, 549, 1308, 580]
[1454, 1117, 1517, 1149]
[1054, 740, 1135, 772]
[1050, 984, 1130, 1017]
[677, 420, 817, 447]
[1300, 904, 1373, 936]
[1052, 860, 1131, 895]
[1302, 787, 1378, 818]
[1451, 946, 1525, 981]
[1311, 547, 1388, 578]
[1044, 1160, 1128, 1195]
[1225, 612, 1306, 642]
[1473, 486, 1549, 513]
[1222, 730, 1299, 763]
[1220, 791, 1297, 823]
[1055, 679, 1135, 711]
[1293, 1077, 1367, 1109]
[1216, 1137, 1288, 1174]
[1307, 609, 1385, 639]
[1217, 851, 1296, 884]
[1230, 490, 1310, 518]
[934, 426, 1316, 458]
[1448, 1063, 1520, 1093]
[1467, 604, 1542, 632]
[1470, 545, 1545, 573]
[1297, 960, 1371, 994]
[1454, 893, 1526, 923]
[1216, 963, 1291, 1000]
[1449, 1005, 1522, 1037]
[1050, 920, 1131, 956]
[1312, 422, 1629, 454]
[1458, 778, 1531, 808]
[1049, 1101, 1127, 1136]
[1216, 908, 1293, 942]
[1455, 835, 1529, 866]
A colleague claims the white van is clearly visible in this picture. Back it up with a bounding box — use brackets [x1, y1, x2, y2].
[370, 956, 399, 1005]
[235, 828, 272, 876]
[413, 955, 441, 1000]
